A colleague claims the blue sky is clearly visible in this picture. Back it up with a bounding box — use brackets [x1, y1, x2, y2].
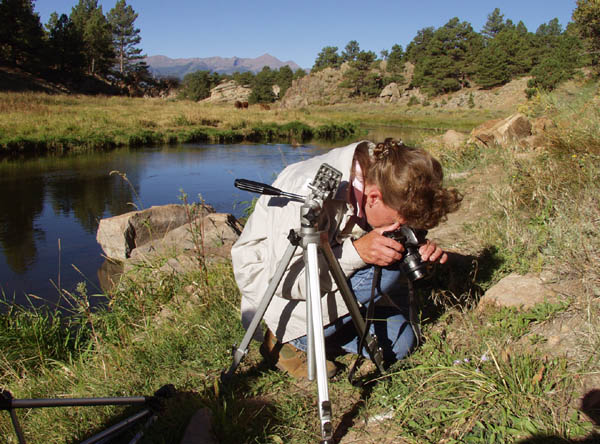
[35, 0, 578, 69]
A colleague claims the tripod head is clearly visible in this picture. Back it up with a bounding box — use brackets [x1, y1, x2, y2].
[235, 163, 343, 220]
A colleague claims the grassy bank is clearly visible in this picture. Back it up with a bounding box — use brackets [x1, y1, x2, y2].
[0, 92, 504, 155]
[1, 82, 599, 443]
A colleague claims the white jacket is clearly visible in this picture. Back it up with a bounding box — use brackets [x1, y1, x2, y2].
[231, 142, 368, 343]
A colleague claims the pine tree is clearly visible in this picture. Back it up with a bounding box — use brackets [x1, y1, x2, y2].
[481, 8, 506, 40]
[107, 0, 144, 75]
[249, 66, 276, 104]
[70, 0, 113, 75]
[46, 13, 85, 74]
[411, 18, 482, 95]
[341, 40, 360, 63]
[312, 46, 340, 72]
[340, 50, 380, 97]
[405, 27, 434, 63]
[0, 0, 46, 69]
[572, 0, 600, 69]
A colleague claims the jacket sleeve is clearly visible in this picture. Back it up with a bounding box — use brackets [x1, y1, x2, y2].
[232, 165, 366, 303]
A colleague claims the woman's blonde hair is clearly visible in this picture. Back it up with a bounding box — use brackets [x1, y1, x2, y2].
[353, 139, 462, 229]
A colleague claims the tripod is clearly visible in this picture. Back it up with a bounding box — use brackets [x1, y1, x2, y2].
[222, 164, 385, 443]
[0, 385, 174, 444]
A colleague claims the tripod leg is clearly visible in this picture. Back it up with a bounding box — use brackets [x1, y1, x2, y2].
[305, 242, 333, 442]
[222, 241, 298, 381]
[320, 241, 386, 373]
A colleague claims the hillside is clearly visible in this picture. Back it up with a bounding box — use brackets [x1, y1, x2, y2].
[280, 61, 531, 112]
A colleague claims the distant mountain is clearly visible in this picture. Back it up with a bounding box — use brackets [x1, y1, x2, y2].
[145, 54, 302, 79]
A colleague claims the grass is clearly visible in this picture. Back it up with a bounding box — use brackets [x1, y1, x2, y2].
[1, 80, 600, 443]
[0, 92, 504, 155]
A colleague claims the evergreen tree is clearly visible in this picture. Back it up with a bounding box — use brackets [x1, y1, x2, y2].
[107, 0, 144, 75]
[572, 0, 600, 69]
[341, 40, 360, 63]
[312, 46, 340, 72]
[70, 0, 113, 75]
[475, 23, 533, 87]
[405, 27, 434, 63]
[249, 66, 276, 104]
[411, 18, 483, 95]
[481, 8, 506, 40]
[341, 50, 381, 97]
[275, 65, 293, 98]
[179, 70, 223, 101]
[387, 44, 405, 73]
[46, 13, 85, 74]
[0, 0, 46, 69]
[527, 34, 582, 95]
[536, 17, 563, 36]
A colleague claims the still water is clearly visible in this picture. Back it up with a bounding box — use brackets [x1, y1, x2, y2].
[0, 143, 332, 306]
[0, 127, 440, 307]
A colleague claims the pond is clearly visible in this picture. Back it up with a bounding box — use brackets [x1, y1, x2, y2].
[0, 126, 441, 307]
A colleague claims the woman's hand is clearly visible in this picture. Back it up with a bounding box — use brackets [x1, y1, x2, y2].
[419, 239, 448, 264]
[352, 222, 405, 266]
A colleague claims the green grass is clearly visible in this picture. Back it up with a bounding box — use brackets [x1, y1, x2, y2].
[1, 81, 599, 443]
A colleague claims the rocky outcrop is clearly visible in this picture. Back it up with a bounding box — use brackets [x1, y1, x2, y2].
[202, 80, 251, 103]
[280, 65, 352, 108]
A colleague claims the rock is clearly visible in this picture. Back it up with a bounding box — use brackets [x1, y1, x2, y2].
[379, 82, 400, 103]
[469, 113, 532, 149]
[128, 212, 243, 270]
[442, 129, 467, 149]
[97, 204, 203, 260]
[280, 66, 351, 108]
[479, 272, 557, 310]
[180, 408, 218, 444]
[532, 116, 556, 135]
[203, 80, 251, 104]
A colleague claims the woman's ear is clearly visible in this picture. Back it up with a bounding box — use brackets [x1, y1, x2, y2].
[364, 184, 383, 208]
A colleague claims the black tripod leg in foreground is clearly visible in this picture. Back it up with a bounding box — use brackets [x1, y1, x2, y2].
[221, 236, 299, 381]
[320, 241, 386, 373]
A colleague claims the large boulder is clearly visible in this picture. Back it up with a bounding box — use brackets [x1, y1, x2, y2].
[96, 204, 214, 260]
[129, 212, 242, 266]
[469, 113, 532, 149]
[203, 80, 251, 104]
[378, 82, 401, 103]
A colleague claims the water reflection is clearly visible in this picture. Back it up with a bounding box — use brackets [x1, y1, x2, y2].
[0, 132, 439, 307]
[0, 143, 328, 306]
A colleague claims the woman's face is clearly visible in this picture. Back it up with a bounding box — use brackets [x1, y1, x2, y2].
[363, 184, 406, 229]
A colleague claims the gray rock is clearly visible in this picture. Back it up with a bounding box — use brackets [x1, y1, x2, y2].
[96, 204, 198, 260]
[129, 212, 242, 266]
[379, 82, 400, 102]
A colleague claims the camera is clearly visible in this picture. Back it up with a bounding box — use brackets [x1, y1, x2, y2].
[383, 226, 429, 281]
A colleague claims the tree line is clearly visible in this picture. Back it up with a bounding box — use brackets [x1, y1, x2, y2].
[0, 0, 155, 94]
[2, 1, 599, 101]
[312, 2, 600, 98]
[178, 65, 307, 103]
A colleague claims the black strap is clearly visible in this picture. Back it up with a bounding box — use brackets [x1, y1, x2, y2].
[348, 266, 423, 385]
[348, 265, 380, 385]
